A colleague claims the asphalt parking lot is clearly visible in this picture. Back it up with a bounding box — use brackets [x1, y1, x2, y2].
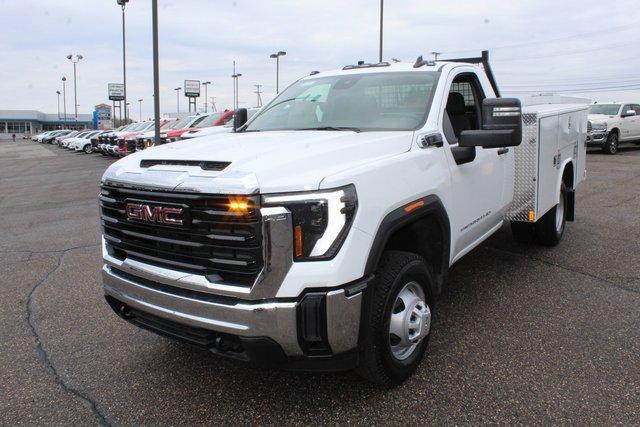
[1, 140, 639, 425]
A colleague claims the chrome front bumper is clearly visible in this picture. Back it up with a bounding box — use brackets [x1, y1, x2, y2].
[102, 206, 364, 358]
[586, 130, 608, 145]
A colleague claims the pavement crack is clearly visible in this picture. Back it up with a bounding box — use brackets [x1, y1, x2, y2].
[26, 246, 114, 426]
[483, 245, 640, 296]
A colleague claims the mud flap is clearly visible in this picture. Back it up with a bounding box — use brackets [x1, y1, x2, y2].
[566, 188, 575, 221]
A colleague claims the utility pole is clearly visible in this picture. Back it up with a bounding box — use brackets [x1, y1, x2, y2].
[138, 98, 143, 122]
[254, 84, 263, 107]
[56, 90, 61, 120]
[66, 54, 83, 118]
[202, 81, 211, 112]
[431, 51, 441, 60]
[379, 0, 383, 62]
[117, 0, 129, 121]
[152, 0, 160, 144]
[174, 87, 181, 113]
[269, 51, 286, 94]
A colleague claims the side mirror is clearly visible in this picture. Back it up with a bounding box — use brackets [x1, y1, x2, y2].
[459, 98, 522, 148]
[234, 108, 248, 131]
[622, 110, 636, 118]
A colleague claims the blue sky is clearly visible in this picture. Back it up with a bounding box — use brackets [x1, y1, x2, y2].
[1, 0, 639, 118]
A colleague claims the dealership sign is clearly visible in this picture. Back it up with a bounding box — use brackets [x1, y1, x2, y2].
[184, 80, 201, 97]
[108, 83, 125, 101]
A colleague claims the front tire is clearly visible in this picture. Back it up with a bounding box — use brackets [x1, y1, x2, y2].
[603, 132, 618, 155]
[83, 144, 92, 154]
[357, 251, 434, 386]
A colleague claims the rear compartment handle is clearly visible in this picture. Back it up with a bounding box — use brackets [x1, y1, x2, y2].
[497, 147, 509, 155]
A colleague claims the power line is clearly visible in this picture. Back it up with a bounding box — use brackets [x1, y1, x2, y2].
[493, 39, 640, 62]
[442, 22, 638, 55]
[505, 84, 640, 94]
[503, 78, 640, 89]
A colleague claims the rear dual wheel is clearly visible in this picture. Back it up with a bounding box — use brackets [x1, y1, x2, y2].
[510, 182, 566, 246]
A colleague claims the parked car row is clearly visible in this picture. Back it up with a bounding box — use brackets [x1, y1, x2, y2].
[92, 109, 246, 157]
[587, 102, 640, 154]
[29, 108, 260, 158]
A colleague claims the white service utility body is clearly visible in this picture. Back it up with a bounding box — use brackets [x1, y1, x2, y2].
[100, 52, 587, 385]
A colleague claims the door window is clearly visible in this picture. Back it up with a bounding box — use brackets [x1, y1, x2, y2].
[442, 74, 485, 142]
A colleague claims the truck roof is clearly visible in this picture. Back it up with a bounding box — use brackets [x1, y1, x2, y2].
[301, 60, 478, 79]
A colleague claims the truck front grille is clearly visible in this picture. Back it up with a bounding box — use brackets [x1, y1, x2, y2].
[100, 184, 263, 286]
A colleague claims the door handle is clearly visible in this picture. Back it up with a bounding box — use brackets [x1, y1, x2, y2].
[497, 148, 509, 155]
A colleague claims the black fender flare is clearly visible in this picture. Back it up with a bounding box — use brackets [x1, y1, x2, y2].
[364, 194, 451, 296]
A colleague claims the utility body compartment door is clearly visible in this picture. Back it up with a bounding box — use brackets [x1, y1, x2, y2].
[537, 115, 560, 216]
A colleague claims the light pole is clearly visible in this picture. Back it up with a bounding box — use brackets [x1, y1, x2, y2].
[62, 77, 67, 127]
[202, 81, 211, 112]
[269, 51, 286, 94]
[174, 87, 181, 113]
[117, 0, 129, 121]
[126, 102, 130, 121]
[56, 90, 61, 120]
[431, 52, 441, 60]
[138, 98, 143, 122]
[379, 0, 384, 62]
[66, 54, 83, 118]
[210, 96, 217, 112]
[232, 73, 242, 110]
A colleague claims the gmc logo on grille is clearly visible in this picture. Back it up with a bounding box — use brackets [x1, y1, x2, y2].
[125, 203, 183, 226]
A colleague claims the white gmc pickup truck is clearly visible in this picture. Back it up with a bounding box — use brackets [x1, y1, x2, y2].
[100, 52, 587, 385]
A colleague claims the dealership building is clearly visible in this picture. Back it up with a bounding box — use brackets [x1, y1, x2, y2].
[0, 110, 94, 138]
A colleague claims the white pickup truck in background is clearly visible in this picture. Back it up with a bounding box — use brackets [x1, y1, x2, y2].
[587, 102, 640, 154]
[99, 51, 587, 385]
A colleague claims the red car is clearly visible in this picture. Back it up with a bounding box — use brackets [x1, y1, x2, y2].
[161, 111, 235, 143]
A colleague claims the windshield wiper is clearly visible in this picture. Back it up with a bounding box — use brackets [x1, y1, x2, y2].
[297, 126, 361, 132]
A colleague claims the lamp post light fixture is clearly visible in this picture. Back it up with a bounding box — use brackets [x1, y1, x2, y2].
[138, 98, 143, 122]
[117, 0, 129, 120]
[61, 77, 67, 126]
[56, 90, 61, 120]
[202, 81, 211, 112]
[66, 54, 83, 118]
[174, 87, 182, 113]
[269, 50, 286, 94]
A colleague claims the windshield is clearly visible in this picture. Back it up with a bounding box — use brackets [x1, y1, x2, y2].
[589, 104, 620, 115]
[194, 112, 225, 128]
[161, 120, 176, 129]
[171, 116, 195, 129]
[245, 71, 438, 132]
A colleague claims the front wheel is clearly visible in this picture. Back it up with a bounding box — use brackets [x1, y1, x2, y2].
[357, 251, 434, 386]
[603, 132, 618, 155]
[83, 144, 92, 154]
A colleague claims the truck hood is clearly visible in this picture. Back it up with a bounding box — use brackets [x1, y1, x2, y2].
[103, 130, 413, 194]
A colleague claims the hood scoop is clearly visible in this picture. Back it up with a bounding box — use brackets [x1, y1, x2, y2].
[139, 159, 231, 171]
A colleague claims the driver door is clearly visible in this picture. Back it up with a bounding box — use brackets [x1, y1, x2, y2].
[439, 71, 507, 260]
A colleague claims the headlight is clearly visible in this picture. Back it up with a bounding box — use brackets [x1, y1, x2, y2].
[592, 122, 607, 131]
[262, 185, 357, 261]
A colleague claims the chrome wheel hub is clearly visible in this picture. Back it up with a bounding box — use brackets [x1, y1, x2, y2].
[389, 281, 430, 360]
